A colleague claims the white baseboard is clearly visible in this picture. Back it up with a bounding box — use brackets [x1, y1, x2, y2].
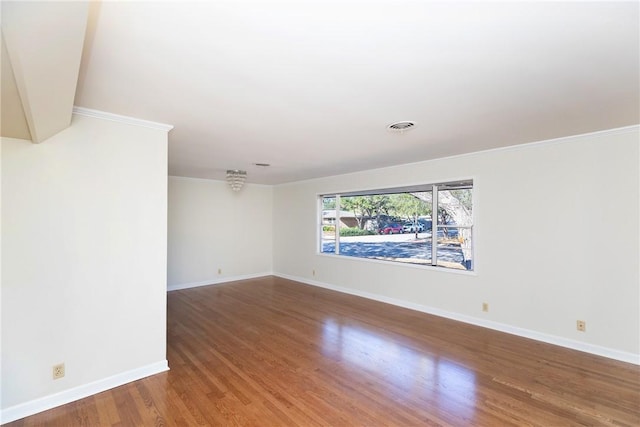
[167, 272, 273, 292]
[0, 360, 169, 425]
[274, 272, 640, 366]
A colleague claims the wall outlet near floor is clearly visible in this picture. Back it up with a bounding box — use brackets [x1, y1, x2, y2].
[218, 268, 222, 275]
[577, 320, 586, 332]
[312, 269, 316, 276]
[53, 363, 65, 380]
[482, 302, 489, 312]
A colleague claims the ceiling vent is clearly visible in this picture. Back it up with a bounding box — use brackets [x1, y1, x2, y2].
[387, 121, 416, 133]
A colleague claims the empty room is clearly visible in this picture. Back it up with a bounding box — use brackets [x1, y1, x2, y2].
[1, 1, 639, 426]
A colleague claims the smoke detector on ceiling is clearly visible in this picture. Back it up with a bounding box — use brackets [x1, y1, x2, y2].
[387, 121, 416, 133]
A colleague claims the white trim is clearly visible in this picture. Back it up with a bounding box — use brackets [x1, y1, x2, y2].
[72, 106, 174, 132]
[0, 360, 169, 425]
[167, 272, 273, 292]
[476, 124, 639, 157]
[274, 272, 640, 366]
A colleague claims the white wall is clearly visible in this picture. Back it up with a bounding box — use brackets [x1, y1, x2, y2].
[167, 176, 273, 290]
[1, 113, 169, 421]
[273, 127, 640, 362]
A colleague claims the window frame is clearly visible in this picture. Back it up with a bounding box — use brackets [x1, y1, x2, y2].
[318, 179, 475, 273]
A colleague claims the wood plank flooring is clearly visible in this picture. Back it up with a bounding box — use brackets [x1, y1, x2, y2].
[6, 276, 640, 426]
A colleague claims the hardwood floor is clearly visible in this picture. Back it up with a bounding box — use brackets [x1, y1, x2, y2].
[6, 276, 640, 426]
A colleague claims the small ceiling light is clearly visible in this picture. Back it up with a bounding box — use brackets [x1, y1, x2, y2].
[387, 121, 416, 133]
[226, 170, 247, 192]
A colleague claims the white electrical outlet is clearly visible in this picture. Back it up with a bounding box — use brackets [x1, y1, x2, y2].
[53, 363, 65, 380]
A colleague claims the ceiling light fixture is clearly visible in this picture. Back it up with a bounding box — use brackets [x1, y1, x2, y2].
[226, 169, 247, 192]
[387, 121, 416, 133]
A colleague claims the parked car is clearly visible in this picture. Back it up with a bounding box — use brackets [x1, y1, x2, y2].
[418, 219, 432, 231]
[378, 223, 403, 234]
[403, 222, 424, 233]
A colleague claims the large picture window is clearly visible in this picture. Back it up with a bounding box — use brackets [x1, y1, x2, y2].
[319, 180, 473, 271]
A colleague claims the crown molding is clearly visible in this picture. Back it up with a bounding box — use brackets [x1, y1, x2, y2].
[72, 106, 174, 132]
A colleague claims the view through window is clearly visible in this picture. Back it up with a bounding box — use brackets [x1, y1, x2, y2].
[319, 180, 473, 271]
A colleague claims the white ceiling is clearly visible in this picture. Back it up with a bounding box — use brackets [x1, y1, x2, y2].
[7, 1, 640, 185]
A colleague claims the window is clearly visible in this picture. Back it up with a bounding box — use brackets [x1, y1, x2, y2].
[319, 180, 473, 271]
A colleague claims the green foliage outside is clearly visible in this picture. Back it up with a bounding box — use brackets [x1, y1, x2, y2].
[449, 189, 472, 210]
[322, 197, 336, 210]
[340, 195, 392, 230]
[322, 225, 335, 232]
[388, 193, 431, 224]
[340, 193, 431, 230]
[324, 190, 469, 232]
[339, 227, 376, 236]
